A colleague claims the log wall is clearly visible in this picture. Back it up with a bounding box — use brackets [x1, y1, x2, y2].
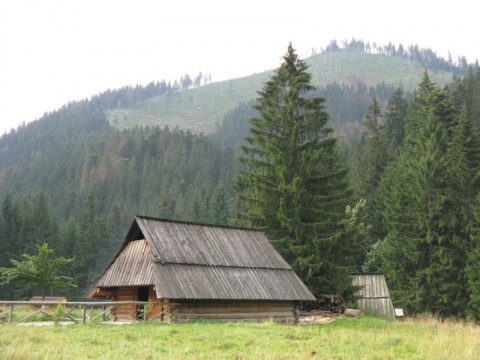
[175, 300, 296, 323]
[107, 286, 296, 323]
[147, 289, 172, 322]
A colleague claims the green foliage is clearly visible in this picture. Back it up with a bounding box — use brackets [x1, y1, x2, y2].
[216, 81, 401, 151]
[375, 70, 480, 317]
[384, 87, 408, 150]
[0, 39, 478, 317]
[236, 43, 353, 297]
[0, 243, 76, 300]
[0, 109, 239, 299]
[343, 199, 373, 270]
[465, 194, 480, 319]
[348, 92, 404, 268]
[52, 301, 66, 323]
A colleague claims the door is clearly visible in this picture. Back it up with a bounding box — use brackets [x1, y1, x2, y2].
[136, 286, 150, 320]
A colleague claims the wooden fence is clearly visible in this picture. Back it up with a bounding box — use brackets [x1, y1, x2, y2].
[0, 301, 175, 325]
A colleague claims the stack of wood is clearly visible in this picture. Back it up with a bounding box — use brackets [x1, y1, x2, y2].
[299, 294, 364, 318]
[300, 294, 346, 314]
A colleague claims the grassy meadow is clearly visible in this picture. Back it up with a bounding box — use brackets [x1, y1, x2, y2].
[1, 315, 479, 359]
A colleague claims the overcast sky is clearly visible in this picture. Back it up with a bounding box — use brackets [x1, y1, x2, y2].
[1, 0, 479, 134]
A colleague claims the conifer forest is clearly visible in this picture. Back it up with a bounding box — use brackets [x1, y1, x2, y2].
[1, 40, 480, 319]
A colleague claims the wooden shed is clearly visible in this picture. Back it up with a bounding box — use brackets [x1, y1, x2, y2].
[88, 216, 315, 322]
[351, 272, 395, 320]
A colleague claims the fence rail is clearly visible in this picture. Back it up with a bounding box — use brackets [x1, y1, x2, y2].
[0, 301, 175, 324]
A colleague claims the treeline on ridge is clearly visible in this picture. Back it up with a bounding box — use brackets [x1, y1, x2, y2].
[321, 38, 479, 76]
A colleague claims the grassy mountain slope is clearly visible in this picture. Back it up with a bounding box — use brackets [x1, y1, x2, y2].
[106, 51, 457, 133]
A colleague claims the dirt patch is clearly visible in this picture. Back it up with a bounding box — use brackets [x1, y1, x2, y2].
[16, 321, 76, 326]
[298, 315, 337, 325]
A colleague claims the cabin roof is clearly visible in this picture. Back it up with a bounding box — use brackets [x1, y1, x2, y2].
[89, 216, 315, 301]
[352, 273, 395, 319]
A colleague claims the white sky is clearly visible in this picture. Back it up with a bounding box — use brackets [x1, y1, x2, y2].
[1, 0, 479, 134]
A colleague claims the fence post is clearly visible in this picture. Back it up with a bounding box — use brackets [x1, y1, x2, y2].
[9, 304, 14, 323]
[82, 305, 87, 324]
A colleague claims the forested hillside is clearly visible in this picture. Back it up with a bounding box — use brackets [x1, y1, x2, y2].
[0, 90, 236, 298]
[1, 40, 480, 316]
[214, 81, 400, 150]
[107, 39, 471, 134]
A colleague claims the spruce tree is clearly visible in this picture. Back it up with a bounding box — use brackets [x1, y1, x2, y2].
[352, 96, 390, 267]
[466, 194, 480, 319]
[235, 43, 353, 296]
[379, 72, 465, 315]
[211, 185, 230, 225]
[447, 103, 480, 317]
[384, 87, 408, 152]
[0, 192, 21, 268]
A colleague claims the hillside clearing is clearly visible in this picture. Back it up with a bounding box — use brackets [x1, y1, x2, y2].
[106, 51, 456, 133]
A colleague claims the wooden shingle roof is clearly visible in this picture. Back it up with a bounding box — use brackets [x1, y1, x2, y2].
[352, 273, 395, 319]
[136, 216, 290, 269]
[95, 240, 153, 287]
[89, 216, 315, 301]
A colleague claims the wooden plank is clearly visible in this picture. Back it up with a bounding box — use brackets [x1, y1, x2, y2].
[174, 300, 295, 323]
[177, 311, 294, 319]
[112, 287, 136, 322]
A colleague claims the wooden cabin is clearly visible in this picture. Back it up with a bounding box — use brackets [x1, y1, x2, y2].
[352, 273, 395, 320]
[88, 216, 315, 322]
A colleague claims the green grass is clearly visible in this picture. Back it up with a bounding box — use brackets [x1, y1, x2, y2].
[1, 316, 479, 359]
[106, 51, 457, 134]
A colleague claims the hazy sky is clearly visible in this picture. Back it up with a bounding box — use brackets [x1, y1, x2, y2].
[1, 0, 478, 134]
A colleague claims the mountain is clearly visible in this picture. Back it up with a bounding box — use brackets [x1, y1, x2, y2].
[106, 47, 466, 134]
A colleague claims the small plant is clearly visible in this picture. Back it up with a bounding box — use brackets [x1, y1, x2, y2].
[145, 300, 154, 314]
[52, 301, 65, 324]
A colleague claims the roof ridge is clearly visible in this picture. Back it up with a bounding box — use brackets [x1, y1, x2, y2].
[135, 215, 263, 232]
[151, 260, 292, 270]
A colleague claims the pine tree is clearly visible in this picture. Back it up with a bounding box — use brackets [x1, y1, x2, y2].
[352, 95, 390, 267]
[31, 192, 57, 251]
[446, 103, 480, 317]
[74, 192, 96, 291]
[379, 72, 463, 315]
[0, 192, 21, 268]
[466, 194, 480, 319]
[211, 185, 230, 225]
[0, 193, 22, 299]
[235, 43, 353, 296]
[384, 87, 408, 152]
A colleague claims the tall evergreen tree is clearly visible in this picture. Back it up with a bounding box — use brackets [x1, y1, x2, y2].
[0, 192, 21, 267]
[466, 193, 480, 319]
[446, 102, 480, 317]
[0, 193, 22, 299]
[384, 87, 408, 152]
[379, 72, 465, 315]
[351, 96, 390, 267]
[235, 43, 353, 296]
[211, 185, 231, 225]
